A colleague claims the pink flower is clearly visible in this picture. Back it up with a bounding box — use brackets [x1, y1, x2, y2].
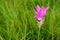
[35, 5, 49, 21]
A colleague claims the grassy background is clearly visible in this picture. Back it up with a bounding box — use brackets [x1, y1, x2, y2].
[0, 0, 60, 40]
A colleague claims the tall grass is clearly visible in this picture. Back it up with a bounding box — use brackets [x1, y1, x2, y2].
[0, 0, 60, 40]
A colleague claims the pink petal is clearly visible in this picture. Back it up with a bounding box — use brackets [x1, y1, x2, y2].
[35, 16, 38, 18]
[46, 7, 49, 10]
[36, 5, 41, 11]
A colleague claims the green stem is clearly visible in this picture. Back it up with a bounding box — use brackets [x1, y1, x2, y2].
[52, 26, 54, 40]
[38, 27, 40, 40]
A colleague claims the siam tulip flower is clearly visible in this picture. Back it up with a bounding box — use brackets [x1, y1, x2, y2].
[34, 5, 49, 28]
[35, 5, 49, 21]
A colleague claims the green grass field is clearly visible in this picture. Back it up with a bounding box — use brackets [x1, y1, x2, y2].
[0, 0, 60, 40]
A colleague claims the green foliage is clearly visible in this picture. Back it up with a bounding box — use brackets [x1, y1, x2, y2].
[0, 0, 60, 40]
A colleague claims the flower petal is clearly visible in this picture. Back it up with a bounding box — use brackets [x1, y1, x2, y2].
[46, 7, 49, 10]
[36, 5, 41, 11]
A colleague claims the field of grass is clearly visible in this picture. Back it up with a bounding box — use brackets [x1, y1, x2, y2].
[0, 0, 60, 40]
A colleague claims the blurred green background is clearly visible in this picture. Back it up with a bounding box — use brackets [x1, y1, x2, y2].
[0, 0, 60, 40]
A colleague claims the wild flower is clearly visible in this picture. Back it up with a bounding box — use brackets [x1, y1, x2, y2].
[34, 5, 49, 28]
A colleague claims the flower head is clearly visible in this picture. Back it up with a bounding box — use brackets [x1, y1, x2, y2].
[35, 5, 49, 21]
